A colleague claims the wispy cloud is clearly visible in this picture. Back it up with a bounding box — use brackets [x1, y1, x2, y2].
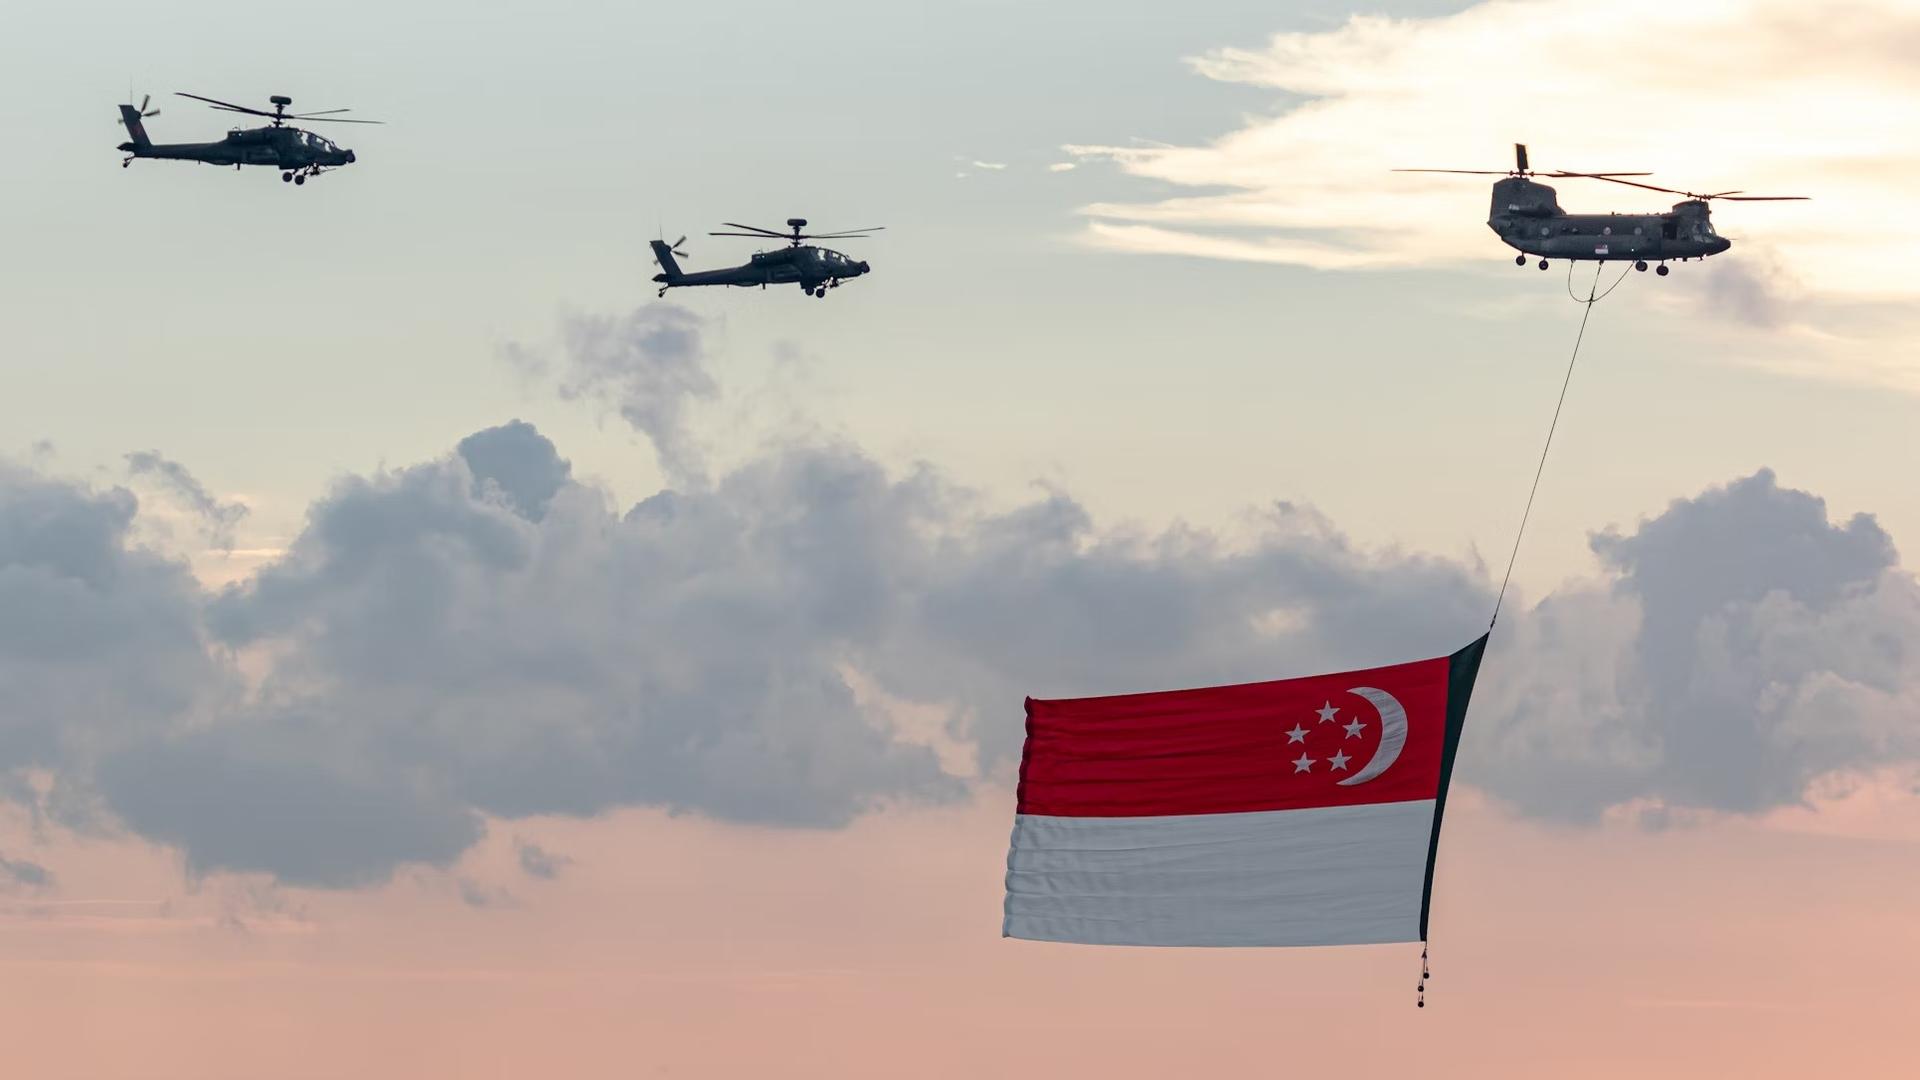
[125, 450, 249, 550]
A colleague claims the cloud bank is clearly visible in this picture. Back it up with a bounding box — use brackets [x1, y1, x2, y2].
[2, 305, 1916, 890]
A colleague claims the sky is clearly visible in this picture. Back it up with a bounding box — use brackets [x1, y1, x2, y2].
[2, 0, 1919, 1075]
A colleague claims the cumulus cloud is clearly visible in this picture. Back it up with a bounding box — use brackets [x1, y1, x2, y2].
[1473, 469, 1920, 820]
[511, 304, 715, 485]
[455, 421, 572, 522]
[97, 719, 482, 888]
[1066, 0, 1920, 313]
[0, 462, 222, 784]
[125, 450, 249, 550]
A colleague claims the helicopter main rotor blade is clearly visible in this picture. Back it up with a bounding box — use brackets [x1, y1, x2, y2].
[294, 116, 385, 124]
[176, 91, 276, 117]
[800, 233, 880, 240]
[1395, 168, 1653, 177]
[720, 222, 788, 236]
[1571, 174, 1694, 197]
[288, 108, 352, 117]
[1567, 174, 1808, 202]
[709, 232, 787, 238]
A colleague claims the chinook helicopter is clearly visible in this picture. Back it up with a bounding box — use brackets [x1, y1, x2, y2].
[651, 219, 879, 298]
[117, 92, 380, 185]
[1398, 144, 1806, 274]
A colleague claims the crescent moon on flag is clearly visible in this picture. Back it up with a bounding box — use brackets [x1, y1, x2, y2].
[1336, 686, 1407, 787]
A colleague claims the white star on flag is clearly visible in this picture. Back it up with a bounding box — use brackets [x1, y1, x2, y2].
[1316, 701, 1339, 723]
[1292, 752, 1315, 773]
[1328, 750, 1352, 771]
[1344, 718, 1366, 739]
[1285, 724, 1308, 744]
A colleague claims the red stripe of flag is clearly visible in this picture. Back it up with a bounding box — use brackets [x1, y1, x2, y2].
[1017, 654, 1452, 817]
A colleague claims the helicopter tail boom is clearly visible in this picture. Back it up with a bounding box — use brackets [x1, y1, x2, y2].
[117, 105, 153, 150]
[649, 239, 684, 281]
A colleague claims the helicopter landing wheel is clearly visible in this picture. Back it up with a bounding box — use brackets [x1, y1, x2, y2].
[1634, 260, 1648, 271]
[814, 288, 826, 299]
[1656, 264, 1670, 276]
[282, 172, 293, 182]
[294, 174, 306, 185]
[1515, 254, 1527, 266]
[1538, 259, 1549, 270]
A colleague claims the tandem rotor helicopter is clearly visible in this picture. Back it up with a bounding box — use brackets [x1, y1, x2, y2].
[117, 92, 380, 185]
[1398, 144, 1806, 275]
[652, 219, 880, 298]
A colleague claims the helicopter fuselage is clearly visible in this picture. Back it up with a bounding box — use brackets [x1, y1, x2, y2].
[1488, 177, 1729, 263]
[118, 110, 357, 172]
[652, 242, 871, 296]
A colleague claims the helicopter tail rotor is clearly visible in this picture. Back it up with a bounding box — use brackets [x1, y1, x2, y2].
[650, 238, 686, 280]
[116, 94, 158, 149]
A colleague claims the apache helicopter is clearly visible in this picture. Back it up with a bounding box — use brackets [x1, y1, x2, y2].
[1398, 144, 1806, 274]
[651, 219, 879, 298]
[117, 92, 380, 185]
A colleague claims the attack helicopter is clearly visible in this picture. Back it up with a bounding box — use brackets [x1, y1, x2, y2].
[1397, 144, 1806, 274]
[652, 219, 879, 298]
[117, 92, 380, 185]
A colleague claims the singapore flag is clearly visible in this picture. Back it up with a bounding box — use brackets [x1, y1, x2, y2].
[1004, 635, 1488, 947]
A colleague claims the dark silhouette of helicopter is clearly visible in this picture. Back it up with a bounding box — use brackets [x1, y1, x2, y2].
[1398, 144, 1806, 275]
[117, 93, 380, 185]
[652, 219, 880, 298]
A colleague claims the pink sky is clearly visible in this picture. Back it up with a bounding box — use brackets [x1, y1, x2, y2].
[7, 781, 1918, 1078]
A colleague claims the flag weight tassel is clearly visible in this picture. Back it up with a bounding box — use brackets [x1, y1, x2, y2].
[1416, 943, 1429, 1008]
